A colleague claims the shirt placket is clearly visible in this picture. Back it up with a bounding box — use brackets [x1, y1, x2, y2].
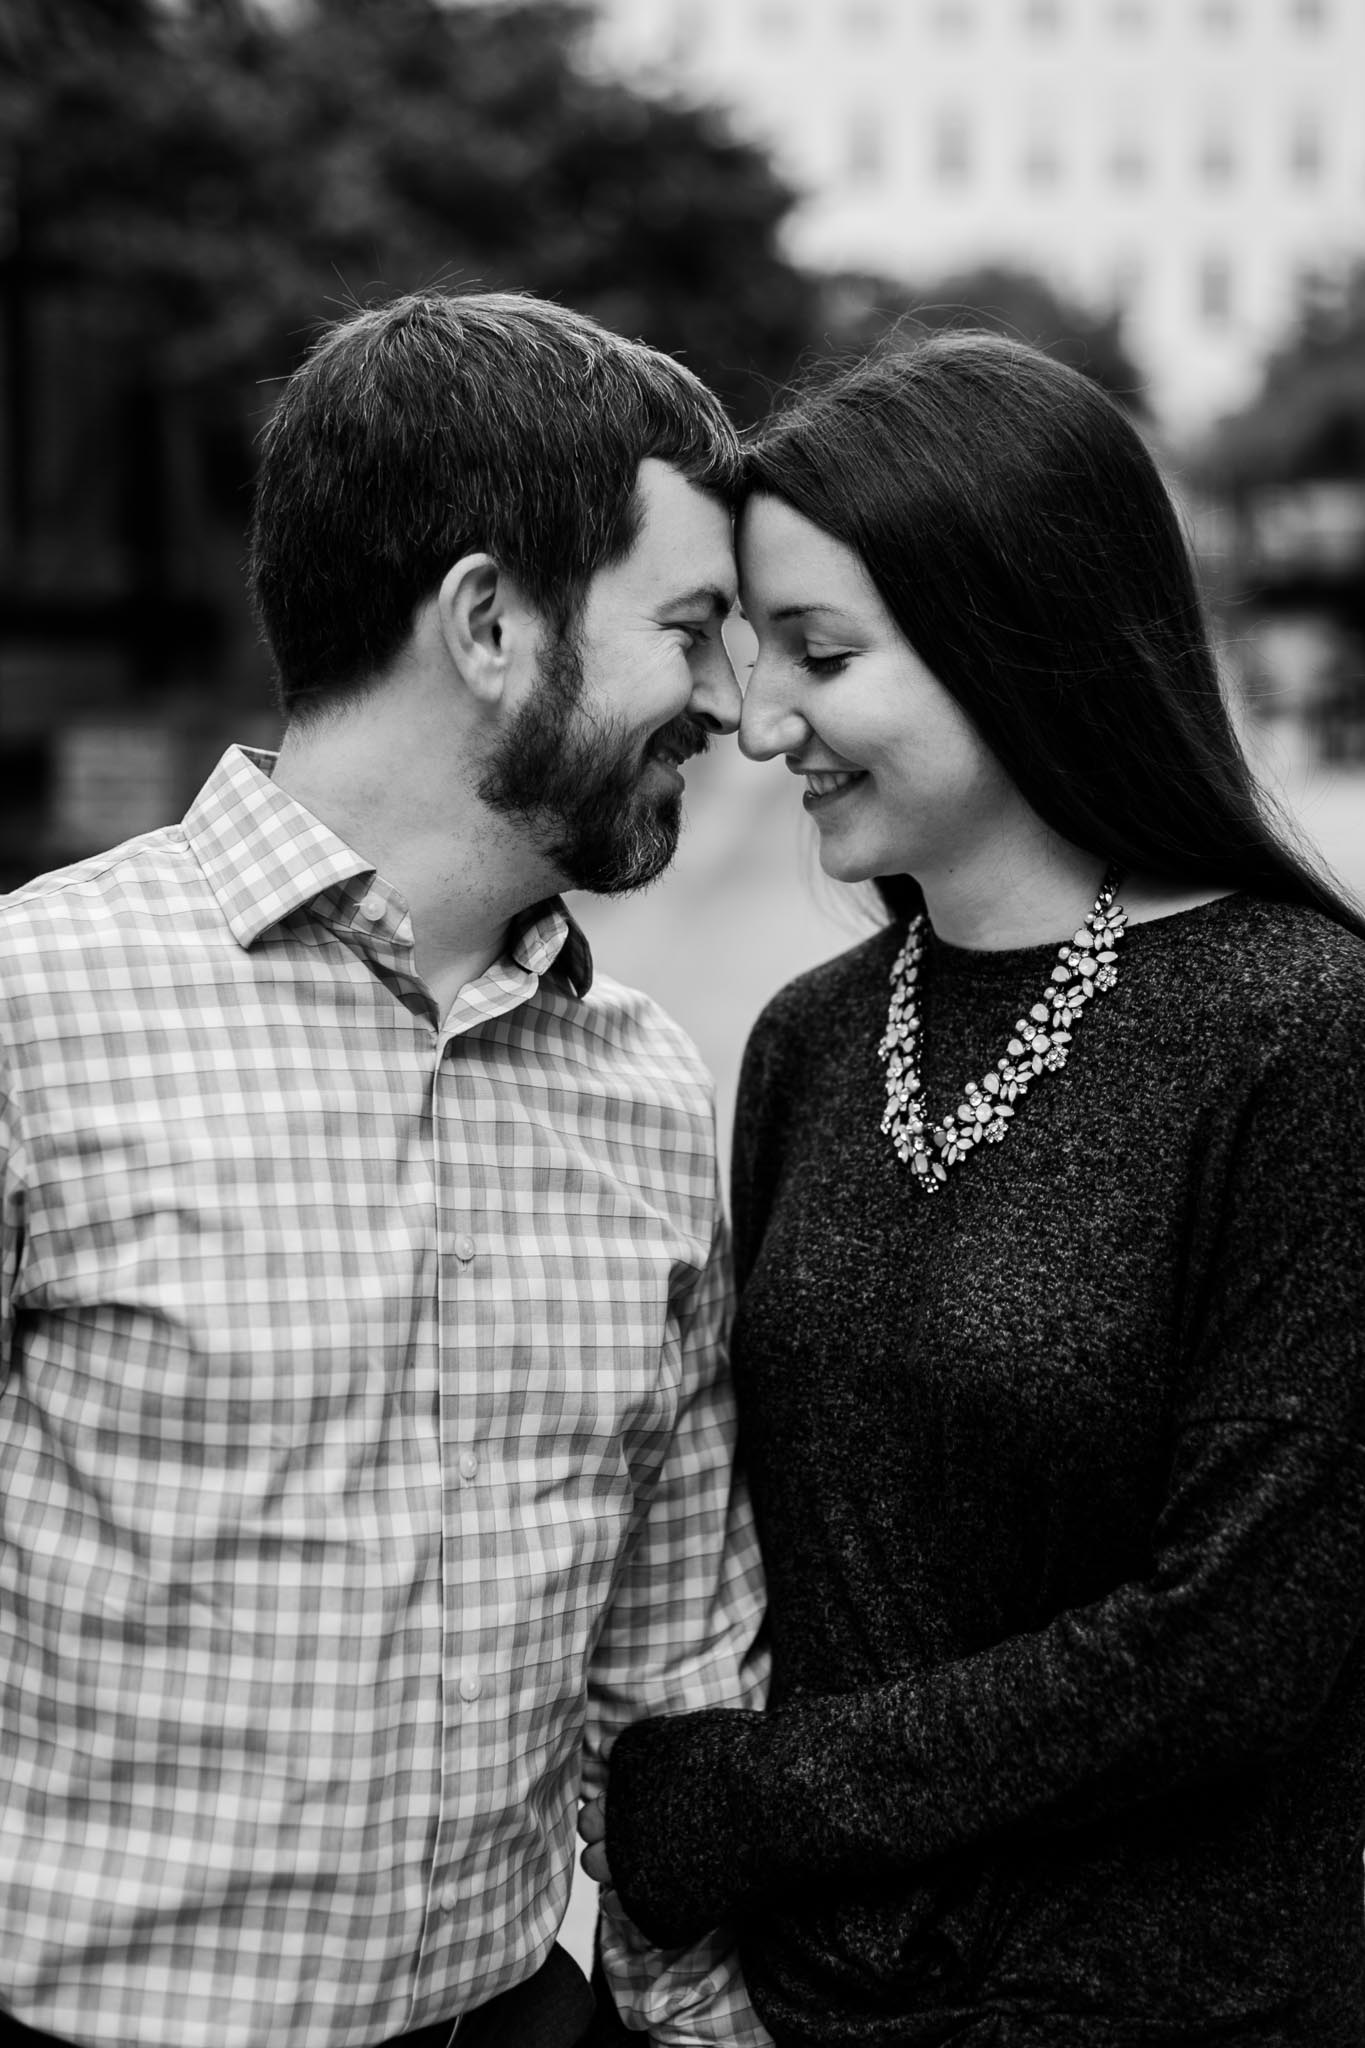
[409, 969, 538, 2017]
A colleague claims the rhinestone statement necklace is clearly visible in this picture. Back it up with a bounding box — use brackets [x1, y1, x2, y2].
[877, 866, 1127, 1193]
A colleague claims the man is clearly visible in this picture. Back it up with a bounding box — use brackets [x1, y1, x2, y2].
[0, 293, 769, 2048]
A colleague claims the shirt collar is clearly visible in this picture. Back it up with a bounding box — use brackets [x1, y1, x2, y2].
[183, 746, 377, 948]
[512, 898, 595, 998]
[183, 745, 595, 993]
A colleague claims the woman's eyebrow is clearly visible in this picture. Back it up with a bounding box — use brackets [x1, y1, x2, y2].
[765, 602, 856, 625]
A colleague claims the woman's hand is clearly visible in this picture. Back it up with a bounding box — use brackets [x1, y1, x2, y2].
[577, 1793, 611, 1885]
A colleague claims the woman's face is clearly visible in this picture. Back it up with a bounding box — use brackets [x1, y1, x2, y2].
[738, 494, 1022, 889]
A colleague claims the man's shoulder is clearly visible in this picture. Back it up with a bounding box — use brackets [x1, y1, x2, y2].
[0, 825, 210, 1015]
[1, 825, 196, 934]
[556, 968, 715, 1114]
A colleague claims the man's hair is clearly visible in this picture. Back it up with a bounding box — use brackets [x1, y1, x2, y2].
[247, 291, 741, 720]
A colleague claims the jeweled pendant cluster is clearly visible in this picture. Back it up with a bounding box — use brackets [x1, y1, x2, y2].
[878, 867, 1127, 1192]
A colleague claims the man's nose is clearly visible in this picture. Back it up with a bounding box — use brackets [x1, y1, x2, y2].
[688, 636, 743, 736]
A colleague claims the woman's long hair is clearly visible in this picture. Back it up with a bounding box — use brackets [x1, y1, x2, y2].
[742, 332, 1365, 936]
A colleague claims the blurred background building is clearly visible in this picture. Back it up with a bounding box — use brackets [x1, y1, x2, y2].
[593, 0, 1365, 428]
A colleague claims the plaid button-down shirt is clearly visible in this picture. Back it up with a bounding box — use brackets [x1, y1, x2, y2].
[0, 746, 770, 2048]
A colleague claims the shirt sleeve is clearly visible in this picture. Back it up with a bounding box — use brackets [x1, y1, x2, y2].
[584, 1172, 772, 2042]
[602, 998, 1365, 1948]
[0, 1058, 25, 1388]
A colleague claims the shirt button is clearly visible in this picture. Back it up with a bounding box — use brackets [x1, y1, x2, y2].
[440, 1882, 460, 1912]
[453, 1234, 476, 1263]
[458, 1451, 478, 1482]
[358, 892, 386, 922]
[458, 1673, 482, 1703]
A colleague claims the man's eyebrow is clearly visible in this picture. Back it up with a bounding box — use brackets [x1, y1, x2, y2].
[659, 583, 737, 618]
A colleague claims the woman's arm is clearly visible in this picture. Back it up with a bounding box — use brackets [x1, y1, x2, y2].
[603, 1000, 1365, 1949]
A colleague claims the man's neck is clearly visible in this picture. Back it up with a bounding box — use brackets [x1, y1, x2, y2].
[271, 704, 557, 1011]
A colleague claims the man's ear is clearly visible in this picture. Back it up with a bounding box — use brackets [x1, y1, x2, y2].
[434, 553, 537, 707]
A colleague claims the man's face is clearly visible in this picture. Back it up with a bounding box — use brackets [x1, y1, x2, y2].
[478, 459, 740, 896]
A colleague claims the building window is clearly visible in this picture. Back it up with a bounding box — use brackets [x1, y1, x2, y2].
[1109, 134, 1147, 185]
[1291, 260, 1326, 313]
[1024, 0, 1063, 32]
[845, 1, 886, 33]
[1198, 129, 1237, 184]
[752, 1, 797, 36]
[1110, 252, 1145, 312]
[1199, 255, 1234, 325]
[929, 0, 973, 33]
[1289, 112, 1324, 181]
[1110, 0, 1148, 28]
[1289, 0, 1327, 29]
[932, 109, 972, 183]
[1199, 0, 1239, 30]
[670, 1, 709, 56]
[848, 109, 885, 182]
[1023, 132, 1062, 186]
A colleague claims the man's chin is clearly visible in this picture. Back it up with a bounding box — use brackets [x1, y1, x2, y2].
[560, 794, 682, 898]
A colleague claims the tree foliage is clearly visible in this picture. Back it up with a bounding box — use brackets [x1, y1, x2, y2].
[1202, 265, 1365, 488]
[4, 0, 816, 420]
[814, 262, 1146, 413]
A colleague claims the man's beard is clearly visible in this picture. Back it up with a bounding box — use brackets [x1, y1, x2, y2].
[476, 625, 710, 896]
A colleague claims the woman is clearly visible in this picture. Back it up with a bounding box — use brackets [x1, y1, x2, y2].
[580, 335, 1365, 2045]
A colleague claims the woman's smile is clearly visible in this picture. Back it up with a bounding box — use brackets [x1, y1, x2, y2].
[800, 766, 867, 809]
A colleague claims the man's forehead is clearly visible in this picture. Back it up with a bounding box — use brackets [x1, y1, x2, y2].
[633, 456, 730, 526]
[620, 460, 738, 602]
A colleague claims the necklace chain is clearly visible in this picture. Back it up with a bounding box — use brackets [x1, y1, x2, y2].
[877, 866, 1128, 1193]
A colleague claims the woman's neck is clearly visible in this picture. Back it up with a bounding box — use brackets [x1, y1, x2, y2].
[918, 831, 1106, 950]
[919, 838, 1235, 951]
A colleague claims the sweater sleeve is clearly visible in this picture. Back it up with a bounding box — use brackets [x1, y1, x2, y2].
[605, 996, 1365, 1948]
[728, 997, 792, 1299]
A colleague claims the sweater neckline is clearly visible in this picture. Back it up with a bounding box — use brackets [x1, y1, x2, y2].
[922, 889, 1247, 983]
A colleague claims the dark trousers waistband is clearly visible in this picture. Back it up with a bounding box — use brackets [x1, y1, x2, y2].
[0, 1944, 596, 2048]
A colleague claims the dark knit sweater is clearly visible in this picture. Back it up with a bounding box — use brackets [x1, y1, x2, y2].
[604, 894, 1365, 2046]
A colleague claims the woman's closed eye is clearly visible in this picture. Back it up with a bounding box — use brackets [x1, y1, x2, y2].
[799, 650, 853, 678]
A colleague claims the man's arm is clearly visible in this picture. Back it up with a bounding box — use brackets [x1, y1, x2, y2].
[0, 1063, 24, 1389]
[582, 1190, 772, 2045]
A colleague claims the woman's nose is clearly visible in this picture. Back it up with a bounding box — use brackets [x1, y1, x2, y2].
[739, 664, 808, 763]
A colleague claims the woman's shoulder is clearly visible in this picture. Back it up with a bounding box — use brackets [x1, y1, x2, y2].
[747, 921, 904, 1054]
[1140, 891, 1365, 1010]
[733, 925, 904, 1190]
[1127, 893, 1365, 1084]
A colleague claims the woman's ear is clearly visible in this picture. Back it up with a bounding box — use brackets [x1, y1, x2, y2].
[434, 553, 538, 707]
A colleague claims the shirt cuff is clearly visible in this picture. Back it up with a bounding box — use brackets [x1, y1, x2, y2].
[598, 1891, 776, 2047]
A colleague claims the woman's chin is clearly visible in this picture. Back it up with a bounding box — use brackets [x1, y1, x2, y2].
[814, 839, 882, 887]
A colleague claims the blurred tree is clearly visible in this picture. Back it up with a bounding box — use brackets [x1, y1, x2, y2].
[0, 0, 822, 879]
[815, 262, 1146, 413]
[3, 0, 814, 422]
[1201, 264, 1365, 487]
